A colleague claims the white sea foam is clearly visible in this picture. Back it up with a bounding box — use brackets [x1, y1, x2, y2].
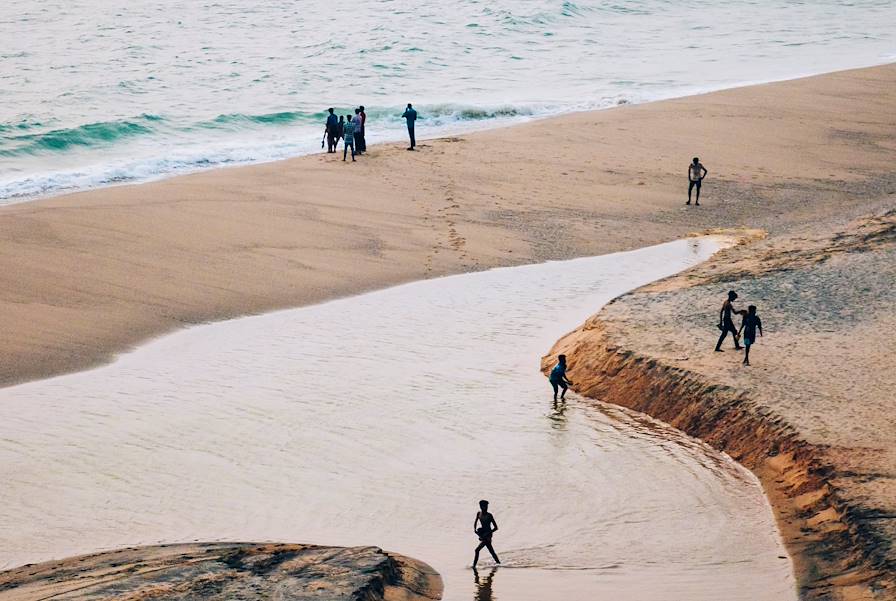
[1, 0, 894, 202]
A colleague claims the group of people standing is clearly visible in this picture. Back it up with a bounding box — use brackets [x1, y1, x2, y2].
[323, 103, 419, 162]
[325, 106, 367, 161]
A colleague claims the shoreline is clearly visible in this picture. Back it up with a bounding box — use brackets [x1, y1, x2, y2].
[545, 210, 896, 599]
[1, 63, 894, 389]
[5, 60, 894, 207]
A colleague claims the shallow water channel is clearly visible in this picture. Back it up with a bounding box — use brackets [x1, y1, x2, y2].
[0, 238, 795, 600]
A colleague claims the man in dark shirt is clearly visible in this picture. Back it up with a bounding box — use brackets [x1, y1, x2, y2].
[325, 108, 339, 153]
[402, 103, 417, 150]
[358, 105, 367, 153]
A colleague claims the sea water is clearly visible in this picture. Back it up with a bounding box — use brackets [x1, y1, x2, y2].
[0, 238, 796, 600]
[1, 0, 894, 201]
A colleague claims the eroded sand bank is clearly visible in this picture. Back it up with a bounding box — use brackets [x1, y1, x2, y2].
[1, 64, 894, 387]
[546, 211, 896, 599]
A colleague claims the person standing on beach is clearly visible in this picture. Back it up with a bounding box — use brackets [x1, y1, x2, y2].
[343, 114, 357, 162]
[354, 108, 365, 154]
[549, 354, 573, 401]
[402, 103, 417, 150]
[737, 305, 763, 366]
[325, 108, 339, 153]
[337, 115, 345, 143]
[358, 105, 367, 153]
[715, 290, 742, 352]
[473, 499, 500, 568]
[687, 157, 707, 205]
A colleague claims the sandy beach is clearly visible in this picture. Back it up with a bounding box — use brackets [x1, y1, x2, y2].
[1, 63, 895, 599]
[1, 64, 894, 388]
[547, 210, 896, 599]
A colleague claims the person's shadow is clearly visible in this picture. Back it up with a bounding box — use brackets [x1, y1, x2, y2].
[473, 566, 497, 601]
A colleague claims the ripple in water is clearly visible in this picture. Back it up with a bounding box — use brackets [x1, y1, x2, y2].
[0, 238, 795, 600]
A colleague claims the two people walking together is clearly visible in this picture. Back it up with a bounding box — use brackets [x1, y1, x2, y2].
[716, 290, 764, 365]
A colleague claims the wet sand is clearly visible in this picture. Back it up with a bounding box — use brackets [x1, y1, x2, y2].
[547, 211, 896, 599]
[0, 240, 796, 600]
[0, 543, 442, 601]
[1, 63, 895, 387]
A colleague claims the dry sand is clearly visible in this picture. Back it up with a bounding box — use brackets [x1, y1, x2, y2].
[546, 212, 896, 600]
[1, 63, 895, 387]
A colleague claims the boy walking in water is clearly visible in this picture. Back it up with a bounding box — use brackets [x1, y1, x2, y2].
[550, 354, 573, 401]
[473, 500, 500, 568]
[687, 157, 707, 205]
[715, 290, 742, 352]
[738, 305, 763, 366]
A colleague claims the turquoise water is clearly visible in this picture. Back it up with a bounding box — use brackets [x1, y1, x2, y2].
[1, 0, 894, 201]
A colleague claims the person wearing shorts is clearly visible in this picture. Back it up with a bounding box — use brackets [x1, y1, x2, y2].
[715, 290, 742, 352]
[343, 115, 356, 162]
[473, 499, 500, 568]
[738, 305, 763, 366]
[687, 157, 707, 205]
[549, 354, 573, 402]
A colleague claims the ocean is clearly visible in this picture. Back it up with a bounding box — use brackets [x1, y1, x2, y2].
[1, 0, 894, 202]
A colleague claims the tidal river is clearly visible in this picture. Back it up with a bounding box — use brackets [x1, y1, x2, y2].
[0, 238, 795, 600]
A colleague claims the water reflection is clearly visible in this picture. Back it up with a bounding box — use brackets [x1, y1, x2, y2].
[473, 567, 497, 601]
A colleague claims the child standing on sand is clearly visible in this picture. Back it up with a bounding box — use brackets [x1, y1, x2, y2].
[737, 305, 763, 366]
[549, 354, 573, 401]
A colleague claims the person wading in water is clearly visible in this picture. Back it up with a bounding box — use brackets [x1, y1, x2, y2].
[473, 499, 500, 568]
[715, 290, 743, 352]
[549, 354, 573, 402]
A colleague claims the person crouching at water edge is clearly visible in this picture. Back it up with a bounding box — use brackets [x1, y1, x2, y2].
[737, 305, 763, 366]
[473, 499, 500, 568]
[549, 354, 573, 401]
[343, 114, 357, 162]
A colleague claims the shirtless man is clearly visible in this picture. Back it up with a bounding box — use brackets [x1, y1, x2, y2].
[715, 290, 742, 352]
[473, 499, 500, 567]
[687, 157, 707, 206]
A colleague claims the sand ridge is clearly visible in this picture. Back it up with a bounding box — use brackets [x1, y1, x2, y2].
[546, 210, 896, 599]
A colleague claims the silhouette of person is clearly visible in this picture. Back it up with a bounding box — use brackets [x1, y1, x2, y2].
[737, 305, 763, 366]
[325, 108, 339, 153]
[402, 103, 417, 150]
[473, 499, 500, 568]
[358, 105, 367, 153]
[354, 108, 365, 155]
[715, 290, 742, 352]
[472, 566, 496, 601]
[337, 115, 345, 143]
[687, 157, 707, 205]
[343, 115, 357, 162]
[549, 354, 573, 401]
